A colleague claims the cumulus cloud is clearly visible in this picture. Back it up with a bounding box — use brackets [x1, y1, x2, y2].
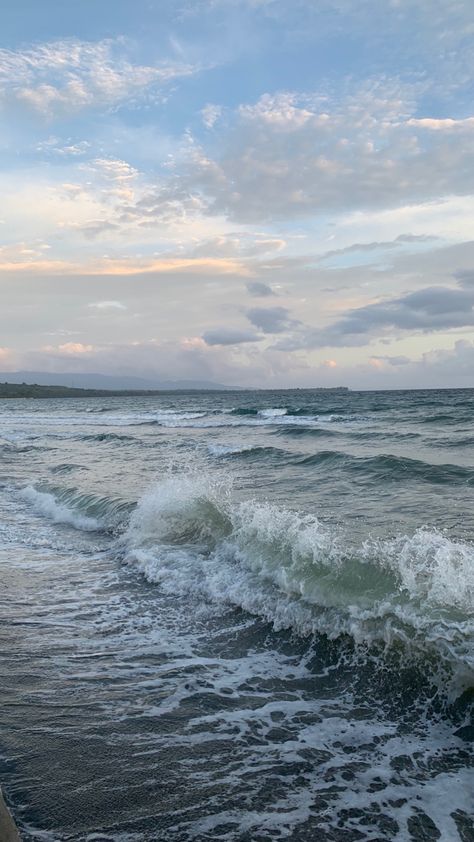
[0, 38, 197, 117]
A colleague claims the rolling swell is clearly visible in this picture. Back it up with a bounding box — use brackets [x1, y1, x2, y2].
[210, 444, 474, 485]
[292, 451, 474, 484]
[122, 473, 474, 685]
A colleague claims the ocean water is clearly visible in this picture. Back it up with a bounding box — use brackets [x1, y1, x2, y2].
[0, 388, 473, 842]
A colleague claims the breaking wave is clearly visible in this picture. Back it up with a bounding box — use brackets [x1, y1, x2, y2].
[20, 484, 133, 532]
[120, 473, 474, 685]
[18, 471, 474, 685]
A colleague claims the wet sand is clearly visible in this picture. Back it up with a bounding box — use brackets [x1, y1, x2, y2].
[0, 788, 21, 841]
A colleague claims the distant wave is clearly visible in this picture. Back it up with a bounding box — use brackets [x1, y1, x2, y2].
[79, 433, 138, 443]
[50, 463, 87, 474]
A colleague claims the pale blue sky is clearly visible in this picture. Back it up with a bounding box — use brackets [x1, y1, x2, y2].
[2, 0, 474, 387]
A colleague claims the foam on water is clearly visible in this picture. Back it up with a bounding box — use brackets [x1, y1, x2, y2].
[20, 485, 103, 531]
[122, 473, 474, 682]
[19, 484, 132, 532]
[258, 407, 288, 417]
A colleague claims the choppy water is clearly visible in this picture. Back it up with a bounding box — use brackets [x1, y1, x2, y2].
[0, 388, 473, 841]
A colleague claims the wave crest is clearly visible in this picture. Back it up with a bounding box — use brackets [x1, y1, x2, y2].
[122, 473, 474, 678]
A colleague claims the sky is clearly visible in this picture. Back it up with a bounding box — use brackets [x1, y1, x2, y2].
[2, 0, 474, 389]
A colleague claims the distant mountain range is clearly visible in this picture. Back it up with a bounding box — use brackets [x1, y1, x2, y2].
[0, 371, 230, 391]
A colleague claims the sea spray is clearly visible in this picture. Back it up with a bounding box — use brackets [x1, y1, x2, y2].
[121, 472, 474, 678]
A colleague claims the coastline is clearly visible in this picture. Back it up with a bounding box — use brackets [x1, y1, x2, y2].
[0, 788, 21, 841]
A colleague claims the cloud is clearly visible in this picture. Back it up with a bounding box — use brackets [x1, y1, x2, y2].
[0, 38, 197, 117]
[372, 355, 411, 366]
[246, 281, 276, 296]
[0, 347, 15, 370]
[335, 285, 474, 334]
[275, 275, 474, 350]
[88, 300, 127, 311]
[17, 337, 270, 387]
[91, 158, 139, 182]
[246, 305, 298, 333]
[41, 342, 96, 355]
[406, 117, 474, 131]
[0, 252, 249, 277]
[180, 86, 474, 223]
[36, 137, 91, 157]
[189, 234, 285, 258]
[201, 103, 223, 128]
[202, 327, 262, 345]
[318, 233, 439, 262]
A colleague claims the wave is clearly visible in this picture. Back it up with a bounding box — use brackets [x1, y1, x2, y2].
[346, 430, 422, 441]
[206, 445, 474, 484]
[146, 412, 365, 430]
[289, 451, 474, 484]
[207, 443, 284, 458]
[430, 435, 474, 448]
[0, 442, 47, 453]
[79, 433, 138, 443]
[50, 463, 87, 474]
[421, 413, 470, 425]
[19, 471, 474, 685]
[121, 473, 474, 684]
[20, 484, 133, 532]
[273, 426, 338, 438]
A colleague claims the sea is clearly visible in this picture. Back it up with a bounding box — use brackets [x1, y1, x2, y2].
[0, 388, 473, 842]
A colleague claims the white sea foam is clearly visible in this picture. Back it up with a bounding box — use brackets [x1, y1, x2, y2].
[20, 486, 102, 531]
[364, 528, 474, 613]
[207, 443, 261, 456]
[257, 407, 288, 417]
[122, 473, 474, 675]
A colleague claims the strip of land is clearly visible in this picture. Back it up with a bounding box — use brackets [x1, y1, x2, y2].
[0, 382, 168, 398]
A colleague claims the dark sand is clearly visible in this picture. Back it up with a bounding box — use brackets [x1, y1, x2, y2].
[0, 788, 21, 841]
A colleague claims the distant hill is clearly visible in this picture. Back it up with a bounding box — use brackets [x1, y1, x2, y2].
[0, 382, 171, 399]
[0, 371, 229, 391]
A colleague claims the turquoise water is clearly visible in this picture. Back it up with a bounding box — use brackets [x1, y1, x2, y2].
[0, 389, 473, 840]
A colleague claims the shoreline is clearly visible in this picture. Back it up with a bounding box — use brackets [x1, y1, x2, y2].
[0, 788, 21, 841]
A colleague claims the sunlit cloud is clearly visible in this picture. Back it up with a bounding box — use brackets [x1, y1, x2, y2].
[0, 38, 198, 117]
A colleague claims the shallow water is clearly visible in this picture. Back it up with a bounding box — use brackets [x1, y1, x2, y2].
[0, 388, 473, 840]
